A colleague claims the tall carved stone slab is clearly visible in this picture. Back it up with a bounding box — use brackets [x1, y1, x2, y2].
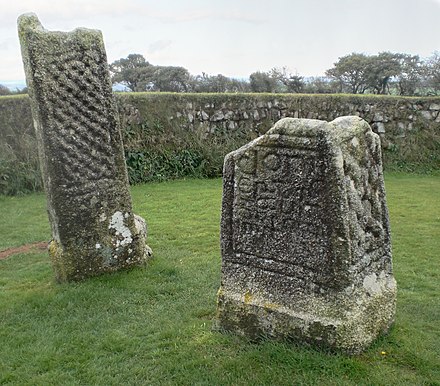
[18, 14, 151, 282]
[216, 116, 397, 354]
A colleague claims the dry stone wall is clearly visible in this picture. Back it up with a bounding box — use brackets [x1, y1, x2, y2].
[118, 93, 440, 135]
[1, 93, 439, 194]
[118, 93, 440, 176]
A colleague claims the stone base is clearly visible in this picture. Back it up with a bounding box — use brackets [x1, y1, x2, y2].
[215, 277, 397, 354]
[49, 213, 152, 283]
[134, 214, 153, 260]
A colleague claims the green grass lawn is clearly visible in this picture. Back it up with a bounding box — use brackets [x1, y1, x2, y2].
[0, 174, 439, 385]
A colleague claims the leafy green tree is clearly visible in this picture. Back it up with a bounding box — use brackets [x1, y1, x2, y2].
[394, 54, 423, 96]
[191, 73, 213, 92]
[270, 67, 305, 93]
[365, 52, 402, 94]
[424, 51, 440, 95]
[192, 73, 228, 92]
[209, 74, 230, 92]
[285, 75, 305, 93]
[326, 53, 370, 94]
[249, 71, 279, 93]
[110, 54, 155, 91]
[0, 84, 11, 96]
[152, 66, 191, 92]
[192, 73, 250, 93]
[303, 77, 339, 94]
[326, 52, 423, 95]
[228, 78, 251, 93]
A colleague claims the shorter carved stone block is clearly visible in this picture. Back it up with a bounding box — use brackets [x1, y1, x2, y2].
[216, 116, 396, 354]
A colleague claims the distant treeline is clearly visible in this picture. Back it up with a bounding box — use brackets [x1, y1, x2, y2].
[0, 84, 27, 96]
[109, 52, 440, 96]
[2, 51, 439, 97]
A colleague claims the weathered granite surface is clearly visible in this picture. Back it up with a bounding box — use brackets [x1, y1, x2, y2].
[18, 13, 151, 282]
[216, 116, 397, 354]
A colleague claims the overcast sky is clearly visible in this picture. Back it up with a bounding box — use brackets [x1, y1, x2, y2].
[1, 0, 440, 82]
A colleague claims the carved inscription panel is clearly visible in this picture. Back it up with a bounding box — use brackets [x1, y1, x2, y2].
[229, 138, 333, 280]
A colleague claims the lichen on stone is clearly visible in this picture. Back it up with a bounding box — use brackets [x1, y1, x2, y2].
[215, 116, 397, 354]
[17, 13, 152, 282]
[109, 211, 133, 247]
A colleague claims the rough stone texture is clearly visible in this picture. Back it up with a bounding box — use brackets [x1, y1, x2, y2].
[18, 14, 151, 282]
[215, 116, 397, 354]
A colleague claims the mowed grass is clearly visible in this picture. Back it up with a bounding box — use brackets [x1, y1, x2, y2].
[0, 175, 439, 385]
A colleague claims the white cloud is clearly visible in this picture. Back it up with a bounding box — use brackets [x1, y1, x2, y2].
[157, 10, 264, 25]
[0, 40, 11, 50]
[147, 40, 173, 54]
[0, 0, 150, 25]
[422, 0, 440, 7]
[1, 1, 263, 26]
[2, 0, 440, 81]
